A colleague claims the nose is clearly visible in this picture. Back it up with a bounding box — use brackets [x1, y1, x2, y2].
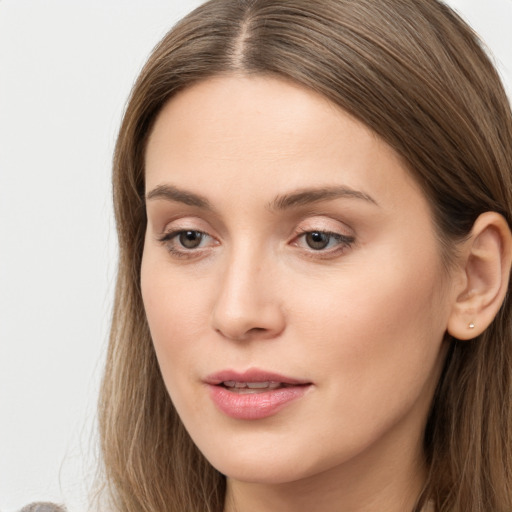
[211, 247, 286, 341]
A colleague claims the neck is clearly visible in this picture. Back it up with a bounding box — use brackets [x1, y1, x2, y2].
[225, 465, 425, 512]
[224, 467, 425, 512]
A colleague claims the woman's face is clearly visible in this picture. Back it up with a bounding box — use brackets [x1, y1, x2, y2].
[142, 76, 457, 487]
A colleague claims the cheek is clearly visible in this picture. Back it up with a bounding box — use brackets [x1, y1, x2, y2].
[283, 246, 449, 429]
[140, 249, 208, 377]
[291, 240, 443, 358]
[141, 262, 215, 426]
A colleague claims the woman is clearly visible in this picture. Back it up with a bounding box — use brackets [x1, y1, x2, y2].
[98, 0, 512, 511]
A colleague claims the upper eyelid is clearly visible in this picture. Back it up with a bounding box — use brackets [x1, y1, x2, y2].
[157, 230, 218, 258]
[294, 230, 355, 246]
[146, 206, 224, 237]
[157, 217, 214, 235]
[155, 214, 354, 239]
[294, 217, 354, 236]
[158, 228, 212, 242]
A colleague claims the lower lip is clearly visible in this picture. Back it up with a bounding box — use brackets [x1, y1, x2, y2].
[207, 384, 310, 420]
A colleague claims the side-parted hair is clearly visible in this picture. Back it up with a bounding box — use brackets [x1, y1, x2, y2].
[98, 1, 512, 511]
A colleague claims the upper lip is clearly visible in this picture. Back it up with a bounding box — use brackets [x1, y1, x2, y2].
[204, 368, 312, 386]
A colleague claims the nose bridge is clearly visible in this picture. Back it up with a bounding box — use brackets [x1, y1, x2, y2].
[211, 238, 284, 341]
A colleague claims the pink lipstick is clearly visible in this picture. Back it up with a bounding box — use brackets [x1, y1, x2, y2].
[205, 369, 312, 420]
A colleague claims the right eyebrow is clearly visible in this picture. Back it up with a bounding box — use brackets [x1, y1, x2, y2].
[145, 184, 213, 210]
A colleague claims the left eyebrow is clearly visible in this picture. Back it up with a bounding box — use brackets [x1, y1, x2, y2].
[269, 186, 378, 211]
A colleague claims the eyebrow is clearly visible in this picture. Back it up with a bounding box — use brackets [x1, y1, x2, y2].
[269, 186, 378, 210]
[146, 184, 213, 210]
[145, 184, 378, 211]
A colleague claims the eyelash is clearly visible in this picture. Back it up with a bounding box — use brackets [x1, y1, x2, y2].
[294, 229, 355, 258]
[157, 228, 355, 260]
[158, 229, 215, 259]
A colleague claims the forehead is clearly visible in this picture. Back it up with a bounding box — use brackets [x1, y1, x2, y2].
[145, 75, 423, 211]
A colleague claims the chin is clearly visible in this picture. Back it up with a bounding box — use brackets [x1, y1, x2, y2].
[214, 458, 317, 485]
[195, 434, 346, 486]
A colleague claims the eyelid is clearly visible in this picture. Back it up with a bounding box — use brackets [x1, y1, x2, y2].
[156, 215, 212, 235]
[293, 229, 355, 251]
[294, 215, 354, 238]
[155, 216, 220, 259]
[154, 215, 355, 260]
[157, 229, 218, 260]
[290, 216, 356, 258]
[157, 228, 209, 243]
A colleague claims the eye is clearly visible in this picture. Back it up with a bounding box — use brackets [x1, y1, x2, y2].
[295, 230, 355, 254]
[158, 228, 217, 258]
[303, 231, 334, 250]
[177, 230, 207, 249]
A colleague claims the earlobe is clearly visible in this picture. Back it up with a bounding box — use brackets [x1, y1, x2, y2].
[447, 212, 512, 340]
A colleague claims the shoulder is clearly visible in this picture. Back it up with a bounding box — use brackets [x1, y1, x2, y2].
[18, 503, 66, 512]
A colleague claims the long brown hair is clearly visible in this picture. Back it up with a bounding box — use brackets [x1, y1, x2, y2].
[98, 1, 512, 511]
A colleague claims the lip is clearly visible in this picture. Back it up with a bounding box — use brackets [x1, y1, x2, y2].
[204, 368, 312, 420]
[205, 368, 311, 386]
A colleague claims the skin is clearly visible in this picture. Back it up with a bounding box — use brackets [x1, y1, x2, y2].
[141, 75, 461, 512]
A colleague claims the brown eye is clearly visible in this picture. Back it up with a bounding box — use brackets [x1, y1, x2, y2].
[158, 228, 217, 258]
[178, 230, 205, 249]
[295, 230, 355, 255]
[305, 231, 331, 250]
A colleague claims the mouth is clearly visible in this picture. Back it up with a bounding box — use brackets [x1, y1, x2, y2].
[204, 369, 312, 420]
[205, 368, 311, 389]
[220, 380, 298, 394]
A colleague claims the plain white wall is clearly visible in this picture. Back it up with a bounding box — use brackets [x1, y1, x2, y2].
[0, 1, 510, 511]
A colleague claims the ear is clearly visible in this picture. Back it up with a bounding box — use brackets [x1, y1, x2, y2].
[447, 212, 512, 340]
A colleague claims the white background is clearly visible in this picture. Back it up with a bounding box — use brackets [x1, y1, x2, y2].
[0, 1, 511, 511]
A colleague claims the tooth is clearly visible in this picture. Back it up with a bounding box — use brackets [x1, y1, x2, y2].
[246, 382, 270, 389]
[236, 388, 258, 394]
[222, 381, 285, 390]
